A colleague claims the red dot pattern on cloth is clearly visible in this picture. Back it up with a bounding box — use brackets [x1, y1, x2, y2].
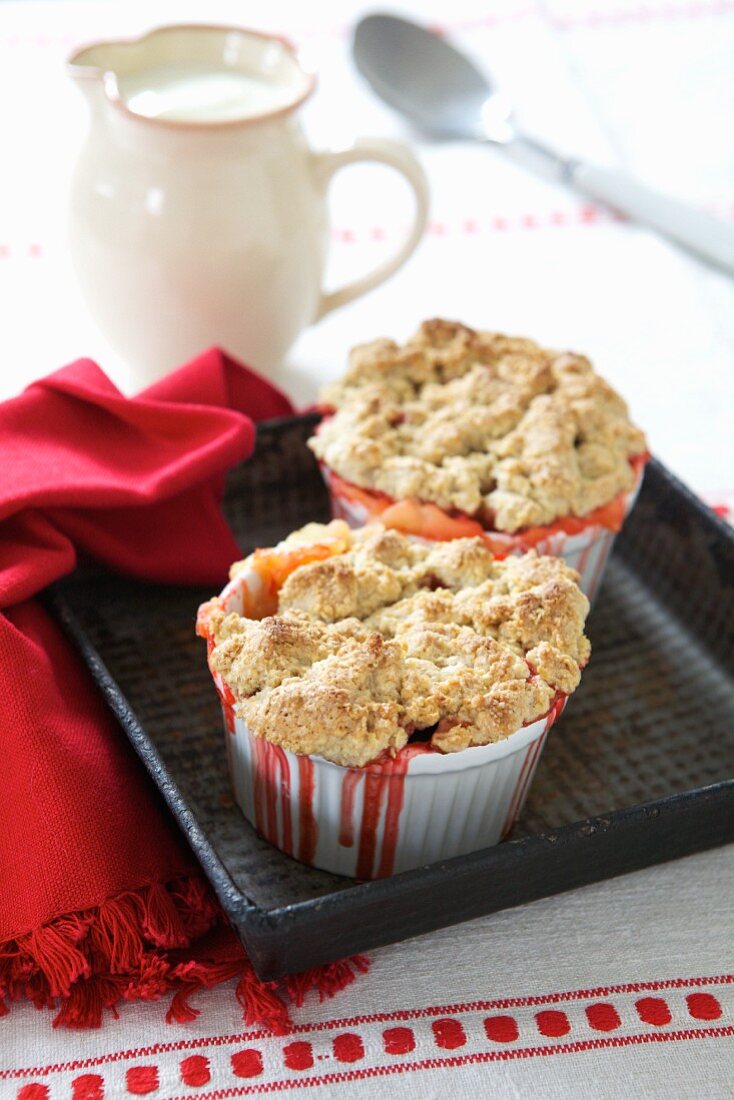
[180, 1056, 211, 1086]
[535, 1009, 571, 1037]
[333, 1033, 365, 1063]
[231, 1050, 263, 1078]
[12, 988, 726, 1099]
[635, 997, 672, 1026]
[432, 1019, 467, 1049]
[383, 1026, 416, 1054]
[283, 1041, 314, 1070]
[72, 1075, 105, 1100]
[125, 1067, 159, 1095]
[484, 1014, 520, 1043]
[686, 993, 722, 1020]
[586, 1003, 622, 1031]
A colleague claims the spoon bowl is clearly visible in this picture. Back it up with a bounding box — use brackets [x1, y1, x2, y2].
[354, 14, 513, 142]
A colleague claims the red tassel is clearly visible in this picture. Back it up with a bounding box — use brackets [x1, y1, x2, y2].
[53, 980, 104, 1029]
[136, 882, 189, 949]
[124, 952, 171, 1003]
[0, 947, 34, 998]
[17, 920, 92, 999]
[284, 969, 315, 1009]
[316, 955, 370, 999]
[166, 984, 200, 1024]
[165, 958, 242, 1024]
[1, 949, 53, 1011]
[90, 894, 146, 974]
[169, 878, 221, 940]
[285, 955, 370, 1007]
[236, 964, 292, 1036]
[0, 876, 368, 1031]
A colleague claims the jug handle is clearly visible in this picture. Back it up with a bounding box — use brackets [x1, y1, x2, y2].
[313, 138, 429, 321]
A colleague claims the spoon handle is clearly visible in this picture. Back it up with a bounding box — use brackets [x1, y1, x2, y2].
[568, 162, 734, 276]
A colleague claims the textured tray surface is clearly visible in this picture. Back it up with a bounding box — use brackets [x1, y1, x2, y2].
[51, 416, 734, 969]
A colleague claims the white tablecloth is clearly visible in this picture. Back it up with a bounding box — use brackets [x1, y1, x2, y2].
[1, 1, 732, 1096]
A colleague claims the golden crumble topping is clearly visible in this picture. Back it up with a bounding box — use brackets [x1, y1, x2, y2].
[207, 522, 590, 766]
[309, 319, 647, 533]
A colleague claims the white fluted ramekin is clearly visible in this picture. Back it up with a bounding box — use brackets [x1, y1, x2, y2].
[321, 463, 646, 603]
[200, 563, 566, 879]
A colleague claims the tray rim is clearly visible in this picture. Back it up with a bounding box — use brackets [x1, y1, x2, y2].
[47, 416, 734, 977]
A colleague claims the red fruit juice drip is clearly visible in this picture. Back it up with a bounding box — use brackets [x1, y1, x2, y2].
[545, 692, 566, 729]
[355, 771, 388, 879]
[500, 693, 566, 839]
[251, 736, 272, 843]
[271, 743, 293, 855]
[250, 738, 295, 854]
[339, 770, 364, 847]
[340, 745, 429, 879]
[214, 677, 237, 782]
[265, 746, 279, 845]
[375, 751, 411, 878]
[206, 634, 238, 741]
[297, 755, 317, 863]
[214, 677, 237, 735]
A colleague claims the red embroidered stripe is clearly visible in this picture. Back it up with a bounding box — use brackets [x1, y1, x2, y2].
[158, 1028, 734, 1099]
[4, 975, 732, 1081]
[4, 1, 734, 56]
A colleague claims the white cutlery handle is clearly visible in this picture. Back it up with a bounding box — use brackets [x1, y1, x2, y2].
[569, 161, 734, 276]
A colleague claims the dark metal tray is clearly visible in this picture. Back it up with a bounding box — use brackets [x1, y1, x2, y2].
[50, 414, 734, 980]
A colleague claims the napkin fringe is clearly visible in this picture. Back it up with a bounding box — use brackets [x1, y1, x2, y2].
[0, 875, 369, 1031]
[285, 956, 372, 1007]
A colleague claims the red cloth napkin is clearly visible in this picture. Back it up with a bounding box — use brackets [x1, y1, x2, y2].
[0, 351, 366, 1030]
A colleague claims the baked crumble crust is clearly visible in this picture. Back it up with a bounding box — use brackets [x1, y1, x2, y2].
[208, 523, 590, 765]
[309, 319, 647, 533]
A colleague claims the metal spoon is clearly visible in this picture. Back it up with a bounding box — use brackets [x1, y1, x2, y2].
[353, 13, 734, 276]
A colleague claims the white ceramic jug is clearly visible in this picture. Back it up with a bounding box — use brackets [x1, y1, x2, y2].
[68, 25, 429, 387]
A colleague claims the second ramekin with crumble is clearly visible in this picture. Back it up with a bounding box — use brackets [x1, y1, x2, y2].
[197, 521, 590, 878]
[310, 319, 649, 600]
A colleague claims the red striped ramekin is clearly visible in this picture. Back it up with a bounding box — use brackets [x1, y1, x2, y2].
[199, 564, 567, 880]
[320, 460, 647, 603]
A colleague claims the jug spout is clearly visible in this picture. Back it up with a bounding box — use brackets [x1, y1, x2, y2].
[67, 43, 123, 116]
